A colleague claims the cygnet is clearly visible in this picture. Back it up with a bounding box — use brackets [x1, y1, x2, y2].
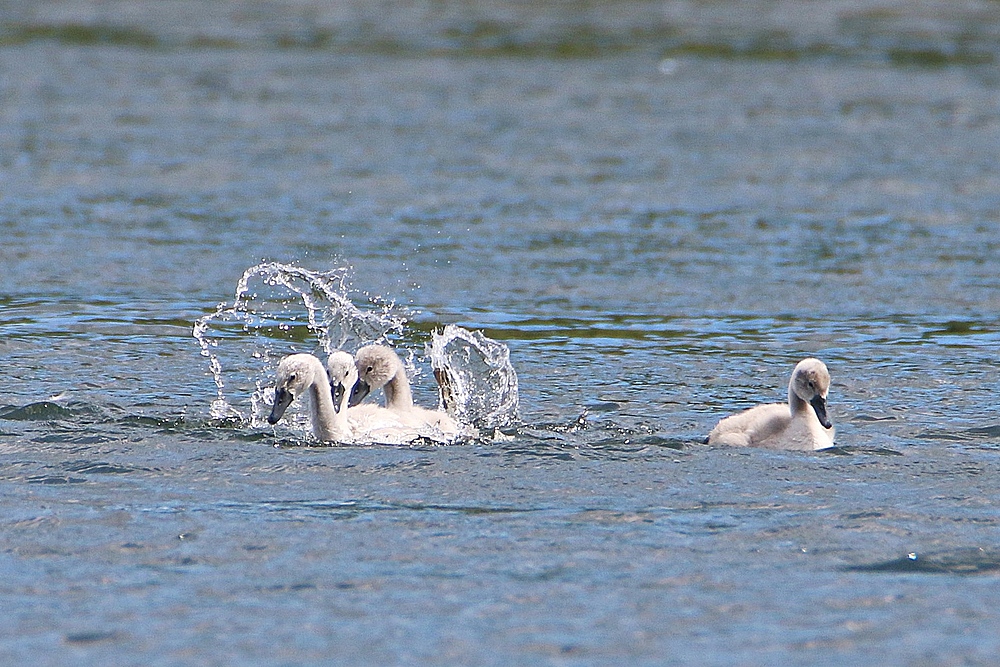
[268, 353, 350, 442]
[707, 357, 835, 451]
[348, 344, 460, 436]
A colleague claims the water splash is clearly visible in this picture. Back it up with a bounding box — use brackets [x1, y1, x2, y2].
[427, 324, 519, 429]
[193, 262, 407, 425]
[194, 263, 519, 440]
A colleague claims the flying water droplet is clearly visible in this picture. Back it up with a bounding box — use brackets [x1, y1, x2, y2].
[193, 262, 408, 425]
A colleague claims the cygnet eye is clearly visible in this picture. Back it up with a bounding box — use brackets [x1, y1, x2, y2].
[288, 373, 297, 383]
[807, 380, 816, 391]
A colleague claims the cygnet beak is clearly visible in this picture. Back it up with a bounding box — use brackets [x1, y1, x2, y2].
[268, 387, 294, 424]
[809, 395, 833, 429]
[332, 381, 346, 414]
[348, 379, 370, 407]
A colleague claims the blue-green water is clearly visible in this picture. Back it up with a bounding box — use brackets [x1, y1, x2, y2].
[3, 1, 1000, 664]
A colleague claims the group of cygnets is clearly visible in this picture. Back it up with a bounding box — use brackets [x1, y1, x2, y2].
[267, 345, 463, 445]
[269, 342, 835, 451]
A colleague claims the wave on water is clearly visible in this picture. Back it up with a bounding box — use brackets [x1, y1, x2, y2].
[193, 262, 519, 440]
[846, 548, 1000, 575]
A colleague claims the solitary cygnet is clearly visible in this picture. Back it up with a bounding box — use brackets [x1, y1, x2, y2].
[348, 344, 460, 436]
[707, 358, 835, 451]
[268, 353, 350, 442]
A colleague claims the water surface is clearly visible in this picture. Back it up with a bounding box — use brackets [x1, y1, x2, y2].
[3, 1, 1000, 664]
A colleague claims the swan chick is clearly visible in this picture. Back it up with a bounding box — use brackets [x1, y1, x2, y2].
[348, 343, 461, 437]
[325, 350, 359, 419]
[268, 353, 349, 442]
[327, 350, 454, 444]
[707, 357, 835, 451]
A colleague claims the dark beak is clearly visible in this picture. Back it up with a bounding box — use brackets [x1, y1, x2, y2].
[332, 382, 346, 414]
[348, 379, 370, 407]
[809, 395, 832, 429]
[268, 387, 294, 425]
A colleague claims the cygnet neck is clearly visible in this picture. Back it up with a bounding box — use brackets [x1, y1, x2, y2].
[303, 359, 348, 441]
[383, 365, 414, 411]
[787, 382, 807, 415]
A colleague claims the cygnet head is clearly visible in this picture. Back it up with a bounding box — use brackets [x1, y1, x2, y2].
[789, 357, 833, 429]
[268, 353, 323, 425]
[349, 344, 403, 407]
[326, 351, 359, 413]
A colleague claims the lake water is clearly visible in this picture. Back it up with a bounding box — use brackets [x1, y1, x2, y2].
[3, 1, 1000, 664]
